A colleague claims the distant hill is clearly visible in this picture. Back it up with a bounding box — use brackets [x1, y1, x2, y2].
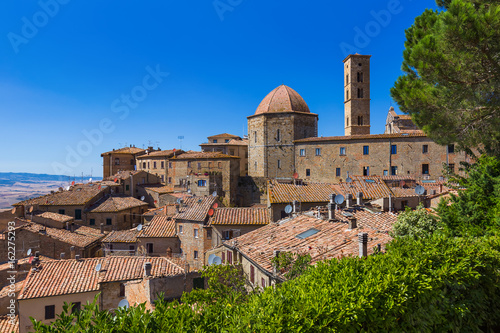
[0, 172, 102, 186]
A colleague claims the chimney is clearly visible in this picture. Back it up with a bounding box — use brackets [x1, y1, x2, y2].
[292, 200, 298, 214]
[358, 233, 368, 258]
[70, 223, 75, 232]
[35, 251, 40, 259]
[346, 194, 353, 208]
[388, 195, 392, 212]
[176, 204, 180, 214]
[75, 254, 80, 261]
[70, 246, 76, 259]
[272, 250, 281, 275]
[144, 262, 152, 277]
[60, 252, 65, 259]
[329, 193, 335, 204]
[100, 223, 104, 234]
[357, 192, 363, 206]
[439, 184, 443, 193]
[328, 203, 335, 222]
[348, 217, 357, 229]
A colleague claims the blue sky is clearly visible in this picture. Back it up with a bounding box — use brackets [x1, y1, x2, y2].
[0, 0, 438, 177]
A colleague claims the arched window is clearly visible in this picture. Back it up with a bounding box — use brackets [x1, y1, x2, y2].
[357, 88, 363, 98]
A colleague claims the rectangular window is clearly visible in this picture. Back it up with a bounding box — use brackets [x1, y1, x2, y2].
[277, 160, 281, 169]
[306, 169, 311, 177]
[225, 139, 230, 143]
[169, 162, 172, 169]
[153, 162, 157, 169]
[250, 265, 255, 284]
[161, 161, 165, 169]
[391, 166, 398, 175]
[197, 180, 207, 187]
[340, 147, 346, 155]
[423, 145, 428, 154]
[106, 218, 112, 225]
[229, 149, 235, 155]
[363, 146, 369, 155]
[227, 251, 232, 264]
[197, 162, 201, 170]
[391, 145, 397, 155]
[126, 184, 130, 191]
[142, 162, 146, 169]
[300, 149, 305, 156]
[71, 302, 81, 314]
[75, 209, 82, 220]
[58, 209, 65, 215]
[187, 161, 191, 168]
[147, 162, 150, 169]
[336, 168, 341, 177]
[194, 251, 199, 259]
[422, 164, 429, 175]
[222, 251, 225, 263]
[146, 243, 153, 254]
[448, 144, 455, 153]
[45, 305, 55, 320]
[261, 278, 266, 288]
[168, 177, 172, 184]
[194, 229, 199, 238]
[448, 163, 455, 173]
[207, 229, 212, 239]
[383, 170, 388, 176]
[363, 166, 370, 176]
[119, 283, 125, 297]
[89, 218, 95, 225]
[161, 175, 165, 182]
[254, 131, 257, 143]
[223, 230, 232, 240]
[178, 225, 183, 234]
[315, 148, 321, 156]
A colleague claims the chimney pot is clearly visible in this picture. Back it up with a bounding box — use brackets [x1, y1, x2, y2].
[329, 193, 335, 203]
[357, 192, 363, 206]
[75, 254, 80, 260]
[328, 203, 335, 222]
[144, 262, 152, 276]
[346, 194, 353, 208]
[35, 251, 40, 258]
[358, 232, 368, 258]
[348, 217, 357, 229]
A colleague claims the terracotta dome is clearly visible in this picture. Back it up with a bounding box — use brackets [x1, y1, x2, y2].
[255, 85, 310, 115]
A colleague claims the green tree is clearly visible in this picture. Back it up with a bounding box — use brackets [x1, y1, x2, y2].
[391, 204, 443, 238]
[438, 155, 500, 235]
[391, 0, 500, 156]
[271, 251, 312, 281]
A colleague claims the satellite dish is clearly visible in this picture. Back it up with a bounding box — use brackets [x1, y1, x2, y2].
[334, 194, 345, 205]
[29, 206, 33, 213]
[114, 178, 118, 183]
[213, 203, 219, 209]
[415, 185, 425, 195]
[71, 181, 75, 185]
[208, 209, 214, 216]
[284, 205, 293, 214]
[136, 224, 143, 231]
[95, 263, 102, 272]
[212, 191, 217, 197]
[27, 249, 32, 256]
[176, 198, 182, 204]
[118, 299, 129, 309]
[187, 189, 192, 194]
[208, 254, 216, 264]
[89, 178, 93, 183]
[66, 186, 71, 191]
[346, 177, 353, 183]
[213, 256, 222, 265]
[11, 207, 16, 214]
[293, 172, 299, 179]
[140, 196, 145, 201]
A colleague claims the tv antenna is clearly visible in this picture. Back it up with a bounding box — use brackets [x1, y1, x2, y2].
[178, 136, 184, 150]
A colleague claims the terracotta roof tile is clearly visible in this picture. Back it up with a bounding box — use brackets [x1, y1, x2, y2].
[224, 209, 396, 275]
[207, 133, 241, 139]
[0, 315, 18, 333]
[18, 256, 185, 300]
[34, 211, 73, 223]
[333, 176, 393, 200]
[139, 216, 176, 238]
[174, 196, 218, 222]
[14, 184, 105, 207]
[143, 185, 174, 194]
[22, 221, 105, 248]
[389, 187, 420, 198]
[136, 149, 184, 159]
[269, 181, 337, 204]
[295, 132, 428, 143]
[209, 207, 271, 226]
[172, 151, 239, 159]
[88, 196, 148, 213]
[101, 147, 144, 155]
[102, 228, 141, 243]
[254, 85, 311, 115]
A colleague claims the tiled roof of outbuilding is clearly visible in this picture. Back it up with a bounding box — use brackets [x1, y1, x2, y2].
[209, 207, 270, 226]
[21, 221, 105, 248]
[139, 216, 176, 238]
[174, 196, 218, 222]
[18, 256, 185, 300]
[14, 184, 105, 207]
[35, 211, 73, 223]
[268, 181, 337, 204]
[88, 195, 148, 213]
[136, 149, 184, 159]
[101, 147, 144, 156]
[102, 228, 141, 243]
[0, 315, 18, 333]
[333, 176, 393, 200]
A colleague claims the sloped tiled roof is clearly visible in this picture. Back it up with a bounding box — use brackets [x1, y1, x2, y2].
[172, 151, 239, 159]
[174, 196, 218, 222]
[143, 185, 174, 194]
[139, 216, 176, 238]
[209, 207, 270, 226]
[102, 228, 141, 243]
[21, 221, 105, 248]
[333, 176, 393, 200]
[254, 85, 312, 115]
[88, 196, 148, 213]
[207, 133, 241, 139]
[14, 184, 105, 207]
[18, 256, 185, 300]
[34, 211, 73, 223]
[101, 147, 145, 156]
[0, 315, 18, 333]
[224, 209, 396, 275]
[389, 187, 420, 198]
[105, 170, 143, 181]
[269, 181, 337, 204]
[136, 149, 184, 159]
[295, 132, 428, 143]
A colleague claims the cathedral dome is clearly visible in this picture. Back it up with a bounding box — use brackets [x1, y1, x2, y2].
[255, 85, 310, 115]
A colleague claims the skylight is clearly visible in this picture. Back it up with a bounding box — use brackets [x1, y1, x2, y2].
[296, 228, 320, 239]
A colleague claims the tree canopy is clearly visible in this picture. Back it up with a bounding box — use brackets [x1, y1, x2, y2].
[391, 0, 500, 156]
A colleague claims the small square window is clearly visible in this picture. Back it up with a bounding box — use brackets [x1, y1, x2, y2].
[89, 218, 95, 225]
[45, 305, 55, 320]
[119, 283, 125, 297]
[383, 170, 388, 176]
[58, 209, 65, 215]
[194, 229, 199, 238]
[197, 180, 207, 187]
[187, 161, 192, 168]
[336, 168, 341, 177]
[306, 169, 311, 177]
[315, 148, 321, 156]
[161, 161, 165, 169]
[363, 146, 369, 155]
[225, 139, 229, 143]
[391, 166, 398, 175]
[194, 251, 199, 259]
[213, 139, 217, 143]
[300, 149, 305, 156]
[448, 163, 455, 173]
[340, 147, 346, 155]
[391, 145, 397, 155]
[448, 144, 455, 153]
[106, 218, 112, 225]
[153, 162, 157, 169]
[423, 145, 428, 154]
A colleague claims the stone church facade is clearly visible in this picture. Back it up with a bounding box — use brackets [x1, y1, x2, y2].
[247, 54, 470, 184]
